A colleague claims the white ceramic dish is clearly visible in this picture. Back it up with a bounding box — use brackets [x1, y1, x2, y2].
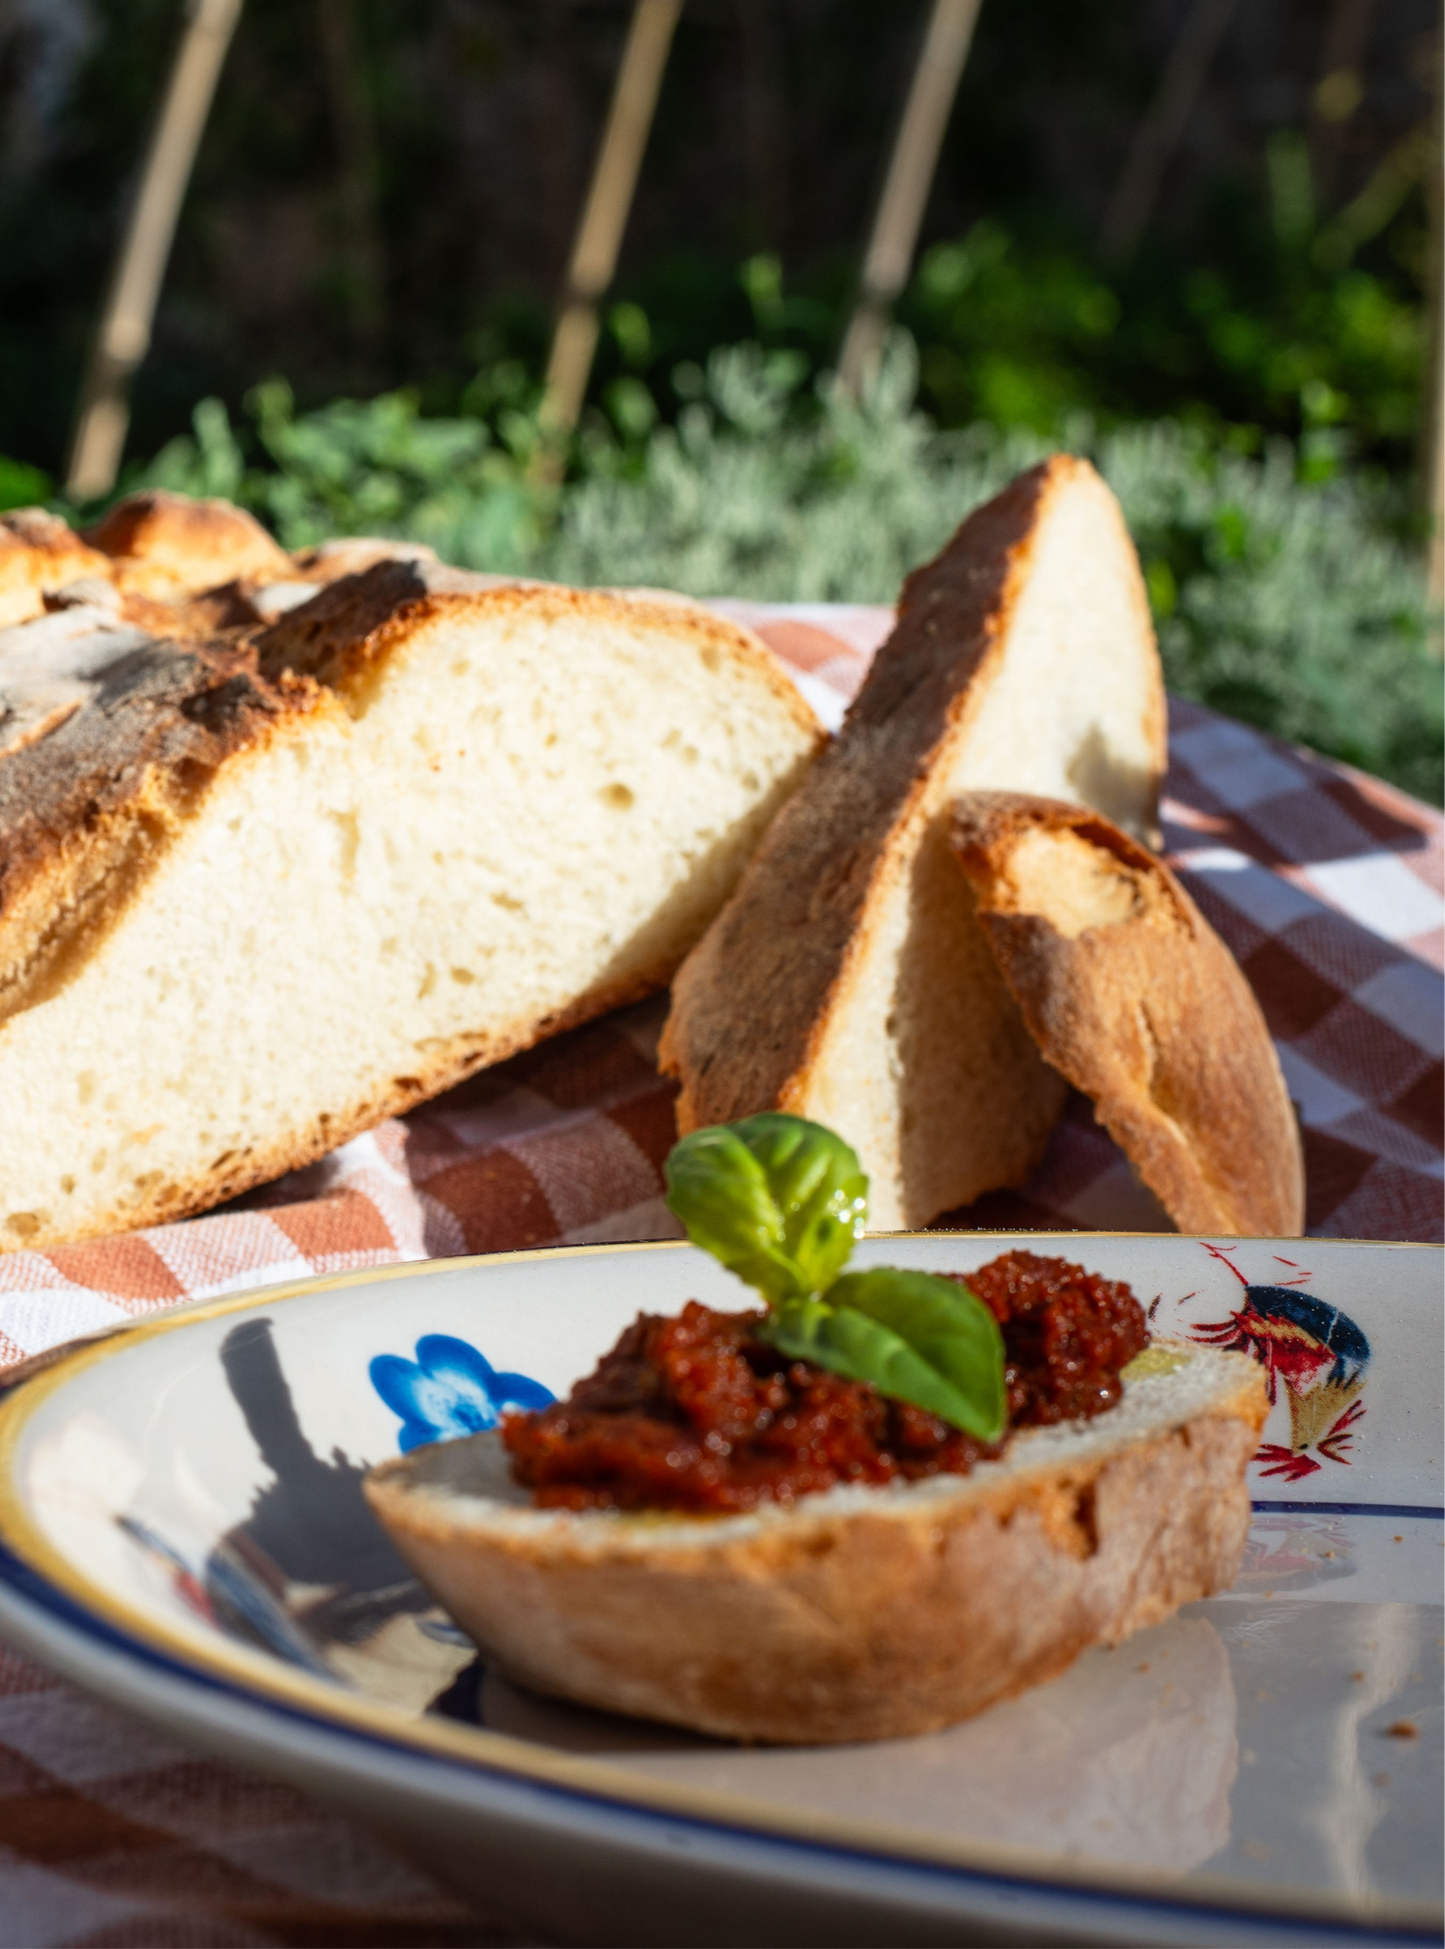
[0, 1232, 1439, 1947]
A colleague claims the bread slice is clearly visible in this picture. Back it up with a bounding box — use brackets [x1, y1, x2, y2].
[365, 1342, 1266, 1745]
[950, 793, 1305, 1236]
[0, 554, 821, 1252]
[659, 456, 1166, 1230]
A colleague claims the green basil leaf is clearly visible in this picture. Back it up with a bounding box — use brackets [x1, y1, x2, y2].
[828, 1268, 1007, 1441]
[664, 1114, 868, 1303]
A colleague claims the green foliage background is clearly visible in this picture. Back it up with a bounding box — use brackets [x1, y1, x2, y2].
[0, 4, 1437, 799]
[135, 325, 1441, 804]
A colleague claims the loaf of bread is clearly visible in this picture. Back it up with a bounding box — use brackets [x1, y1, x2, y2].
[660, 456, 1167, 1229]
[365, 1341, 1266, 1744]
[0, 494, 822, 1252]
[950, 792, 1305, 1235]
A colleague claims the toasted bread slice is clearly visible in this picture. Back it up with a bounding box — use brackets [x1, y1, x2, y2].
[659, 457, 1166, 1229]
[0, 555, 821, 1252]
[950, 792, 1305, 1236]
[365, 1342, 1266, 1745]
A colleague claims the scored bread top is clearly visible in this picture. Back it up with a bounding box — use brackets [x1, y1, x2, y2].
[290, 535, 439, 582]
[0, 491, 366, 639]
[0, 521, 816, 1030]
[950, 791, 1305, 1236]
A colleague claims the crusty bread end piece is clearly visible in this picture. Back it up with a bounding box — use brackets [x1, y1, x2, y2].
[660, 456, 1166, 1229]
[951, 792, 1305, 1236]
[366, 1343, 1266, 1745]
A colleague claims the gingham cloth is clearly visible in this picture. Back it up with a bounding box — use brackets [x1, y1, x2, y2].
[0, 603, 1439, 1945]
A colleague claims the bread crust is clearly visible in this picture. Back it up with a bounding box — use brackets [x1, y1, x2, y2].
[0, 509, 112, 628]
[366, 1350, 1266, 1744]
[84, 489, 295, 599]
[289, 536, 439, 583]
[253, 558, 820, 739]
[950, 792, 1306, 1236]
[660, 461, 1061, 1131]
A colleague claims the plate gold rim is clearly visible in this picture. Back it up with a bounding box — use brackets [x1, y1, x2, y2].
[0, 1237, 1438, 1933]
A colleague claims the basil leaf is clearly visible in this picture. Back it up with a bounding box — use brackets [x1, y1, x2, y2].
[782, 1268, 1007, 1441]
[664, 1113, 868, 1303]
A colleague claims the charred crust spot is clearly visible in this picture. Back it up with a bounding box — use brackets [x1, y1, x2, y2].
[179, 672, 270, 731]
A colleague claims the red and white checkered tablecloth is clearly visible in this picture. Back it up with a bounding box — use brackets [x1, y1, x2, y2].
[0, 602, 1440, 1944]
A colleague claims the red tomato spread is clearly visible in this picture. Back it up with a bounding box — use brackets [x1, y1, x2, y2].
[503, 1250, 1148, 1513]
[954, 1249, 1148, 1426]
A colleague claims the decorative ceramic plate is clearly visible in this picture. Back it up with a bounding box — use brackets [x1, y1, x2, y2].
[0, 1233, 1439, 1947]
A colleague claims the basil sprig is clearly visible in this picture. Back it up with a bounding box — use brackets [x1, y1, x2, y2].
[663, 1114, 1005, 1442]
[663, 1113, 867, 1305]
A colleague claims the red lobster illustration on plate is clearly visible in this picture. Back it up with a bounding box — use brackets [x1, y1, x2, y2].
[1189, 1245, 1370, 1482]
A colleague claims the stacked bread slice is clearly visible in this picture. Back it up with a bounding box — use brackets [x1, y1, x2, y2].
[0, 494, 822, 1252]
[662, 458, 1304, 1235]
[662, 456, 1176, 1230]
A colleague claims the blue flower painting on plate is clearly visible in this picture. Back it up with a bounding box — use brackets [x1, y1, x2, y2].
[370, 1335, 554, 1452]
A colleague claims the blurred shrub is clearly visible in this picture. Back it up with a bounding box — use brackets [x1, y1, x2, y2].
[143, 377, 552, 572]
[0, 455, 52, 510]
[134, 333, 1441, 803]
[1104, 424, 1441, 803]
[893, 212, 1426, 470]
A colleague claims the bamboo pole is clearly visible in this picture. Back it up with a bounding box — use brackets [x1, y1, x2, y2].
[1100, 0, 1240, 264]
[837, 0, 981, 400]
[1419, 0, 1443, 623]
[66, 0, 244, 502]
[538, 0, 682, 443]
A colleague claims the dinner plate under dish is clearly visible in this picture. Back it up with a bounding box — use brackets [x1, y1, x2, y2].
[0, 1233, 1439, 1947]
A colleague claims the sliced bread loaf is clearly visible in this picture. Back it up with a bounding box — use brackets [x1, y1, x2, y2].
[365, 1341, 1266, 1744]
[659, 456, 1166, 1229]
[0, 550, 821, 1251]
[950, 792, 1305, 1235]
